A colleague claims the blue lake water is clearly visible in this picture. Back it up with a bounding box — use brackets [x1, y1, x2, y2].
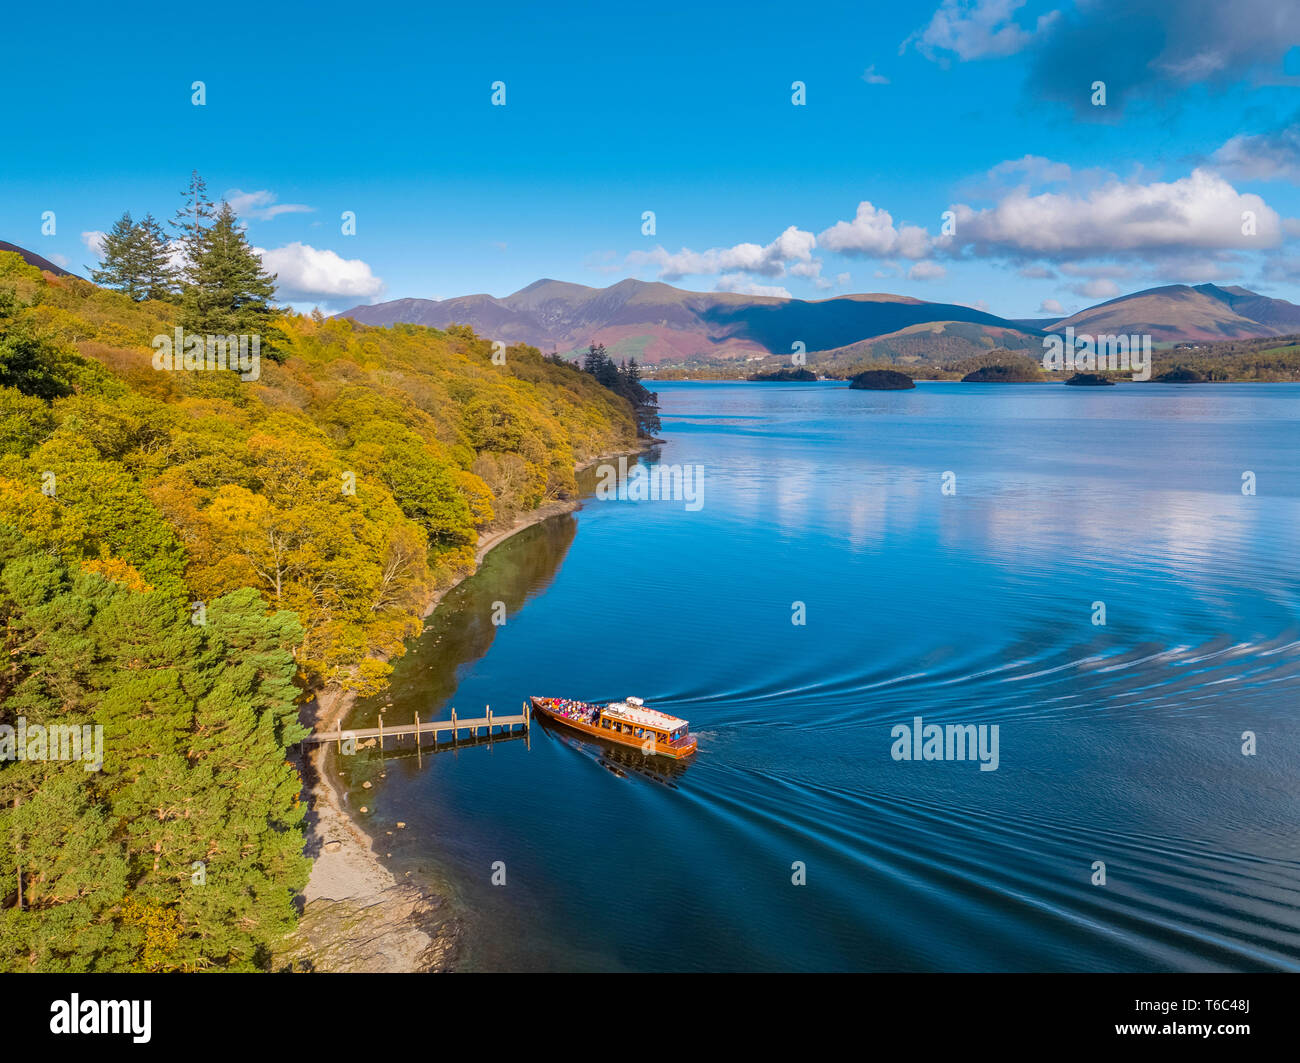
[343, 380, 1300, 971]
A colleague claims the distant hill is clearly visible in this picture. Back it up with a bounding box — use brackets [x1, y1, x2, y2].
[343, 279, 1300, 362]
[809, 320, 1044, 369]
[1050, 284, 1300, 342]
[339, 279, 1033, 364]
[0, 240, 76, 278]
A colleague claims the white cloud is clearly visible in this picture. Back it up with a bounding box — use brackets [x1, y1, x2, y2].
[1142, 255, 1243, 283]
[47, 252, 69, 268]
[81, 230, 106, 260]
[1210, 120, 1300, 184]
[224, 189, 314, 222]
[949, 168, 1283, 257]
[905, 0, 1061, 62]
[908, 261, 947, 281]
[1038, 298, 1065, 314]
[628, 225, 816, 280]
[985, 154, 1073, 187]
[713, 276, 792, 298]
[861, 64, 890, 84]
[1071, 278, 1121, 299]
[1057, 263, 1134, 279]
[789, 258, 833, 288]
[818, 202, 932, 259]
[255, 242, 385, 303]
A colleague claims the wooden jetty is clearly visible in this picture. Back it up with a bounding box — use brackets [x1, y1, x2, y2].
[302, 703, 530, 752]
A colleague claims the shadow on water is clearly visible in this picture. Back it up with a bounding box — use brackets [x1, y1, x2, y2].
[348, 512, 579, 732]
[532, 713, 691, 787]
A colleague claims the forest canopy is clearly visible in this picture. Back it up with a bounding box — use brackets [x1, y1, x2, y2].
[0, 210, 639, 969]
[0, 248, 638, 694]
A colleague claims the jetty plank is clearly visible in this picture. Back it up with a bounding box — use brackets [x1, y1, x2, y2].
[303, 708, 529, 745]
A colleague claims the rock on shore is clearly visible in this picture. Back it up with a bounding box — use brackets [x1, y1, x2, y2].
[275, 884, 460, 973]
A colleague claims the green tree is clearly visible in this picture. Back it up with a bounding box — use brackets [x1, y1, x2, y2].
[0, 532, 309, 972]
[171, 170, 215, 285]
[179, 203, 279, 341]
[89, 212, 144, 299]
[0, 290, 76, 400]
[136, 213, 177, 301]
[581, 343, 660, 436]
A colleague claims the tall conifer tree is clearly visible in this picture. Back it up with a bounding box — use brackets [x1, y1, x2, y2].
[89, 212, 144, 299]
[170, 169, 215, 286]
[135, 213, 177, 301]
[179, 202, 279, 339]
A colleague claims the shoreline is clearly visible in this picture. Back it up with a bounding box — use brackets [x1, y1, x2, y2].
[278, 440, 658, 972]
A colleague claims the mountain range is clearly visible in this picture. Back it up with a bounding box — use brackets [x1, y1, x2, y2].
[340, 279, 1300, 364]
[4, 240, 1297, 363]
[340, 278, 1028, 364]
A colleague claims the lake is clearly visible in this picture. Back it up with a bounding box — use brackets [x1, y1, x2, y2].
[342, 380, 1300, 971]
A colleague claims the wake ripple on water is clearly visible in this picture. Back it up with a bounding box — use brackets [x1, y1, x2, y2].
[622, 629, 1300, 970]
[653, 629, 1300, 728]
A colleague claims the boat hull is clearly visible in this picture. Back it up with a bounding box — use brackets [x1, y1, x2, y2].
[530, 697, 697, 759]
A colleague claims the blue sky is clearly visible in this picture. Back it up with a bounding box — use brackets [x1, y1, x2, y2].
[5, 0, 1300, 318]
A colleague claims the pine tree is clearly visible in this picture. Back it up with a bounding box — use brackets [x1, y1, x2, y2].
[170, 170, 215, 286]
[89, 212, 144, 299]
[179, 202, 279, 338]
[580, 343, 659, 436]
[0, 531, 309, 972]
[135, 213, 177, 301]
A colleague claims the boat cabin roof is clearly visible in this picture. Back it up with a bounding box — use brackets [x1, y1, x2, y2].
[602, 701, 687, 730]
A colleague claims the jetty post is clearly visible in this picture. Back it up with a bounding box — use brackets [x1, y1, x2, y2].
[303, 706, 527, 754]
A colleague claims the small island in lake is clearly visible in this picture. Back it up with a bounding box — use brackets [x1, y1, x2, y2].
[1155, 367, 1207, 383]
[848, 369, 916, 390]
[1064, 373, 1117, 386]
[961, 364, 1043, 383]
[748, 367, 817, 381]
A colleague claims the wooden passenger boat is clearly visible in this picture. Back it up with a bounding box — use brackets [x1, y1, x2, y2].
[528, 695, 697, 759]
